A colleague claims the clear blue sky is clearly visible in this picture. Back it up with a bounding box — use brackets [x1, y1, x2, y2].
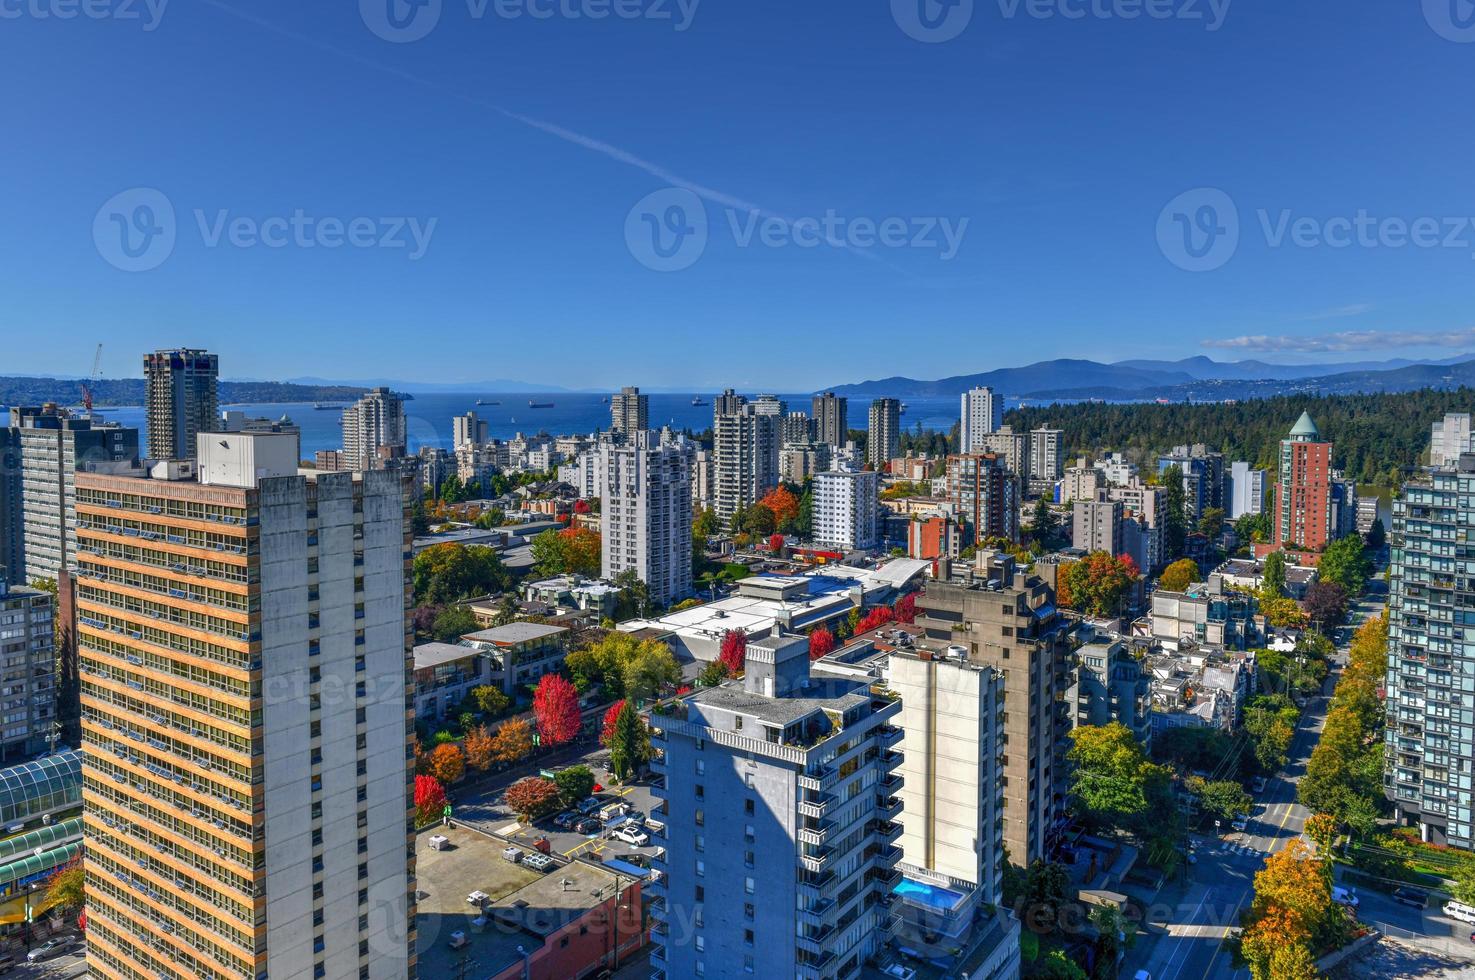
[2, 1, 1470, 390]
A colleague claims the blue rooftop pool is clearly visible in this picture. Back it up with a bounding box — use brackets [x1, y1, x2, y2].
[893, 877, 968, 912]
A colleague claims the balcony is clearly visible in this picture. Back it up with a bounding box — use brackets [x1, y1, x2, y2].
[880, 773, 904, 794]
[649, 851, 668, 875]
[798, 793, 835, 820]
[797, 870, 837, 901]
[868, 866, 902, 889]
[870, 820, 903, 846]
[876, 725, 904, 749]
[877, 795, 902, 820]
[797, 766, 837, 792]
[648, 751, 666, 776]
[797, 819, 835, 847]
[797, 898, 837, 928]
[795, 924, 835, 955]
[650, 947, 668, 970]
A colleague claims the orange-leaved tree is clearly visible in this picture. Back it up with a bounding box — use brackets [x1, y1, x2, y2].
[428, 743, 465, 785]
[491, 718, 533, 764]
[463, 725, 495, 773]
[759, 486, 801, 530]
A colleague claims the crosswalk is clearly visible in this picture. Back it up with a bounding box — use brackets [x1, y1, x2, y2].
[1200, 842, 1265, 859]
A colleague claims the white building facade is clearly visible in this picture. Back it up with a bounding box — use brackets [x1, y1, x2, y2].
[959, 387, 1003, 454]
[814, 470, 880, 551]
[601, 431, 695, 605]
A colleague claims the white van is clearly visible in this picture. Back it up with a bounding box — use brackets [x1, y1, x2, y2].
[1444, 900, 1475, 924]
[1331, 885, 1359, 908]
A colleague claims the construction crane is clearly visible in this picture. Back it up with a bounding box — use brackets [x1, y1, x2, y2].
[80, 343, 102, 417]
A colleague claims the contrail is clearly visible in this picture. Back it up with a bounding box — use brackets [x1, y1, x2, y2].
[197, 0, 914, 272]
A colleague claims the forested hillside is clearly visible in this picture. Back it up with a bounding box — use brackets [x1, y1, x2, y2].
[1007, 388, 1475, 485]
[0, 377, 366, 407]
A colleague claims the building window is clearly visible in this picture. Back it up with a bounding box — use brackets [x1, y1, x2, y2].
[744, 798, 754, 816]
[744, 903, 755, 920]
[745, 877, 755, 894]
[696, 759, 705, 776]
[695, 835, 704, 853]
[696, 860, 705, 877]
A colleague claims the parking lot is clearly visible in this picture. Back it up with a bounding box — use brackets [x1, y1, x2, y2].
[450, 745, 663, 868]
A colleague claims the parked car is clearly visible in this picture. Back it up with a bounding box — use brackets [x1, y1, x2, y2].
[1392, 887, 1428, 909]
[1231, 815, 1249, 832]
[553, 811, 579, 829]
[576, 796, 604, 815]
[612, 825, 650, 847]
[26, 940, 69, 964]
[1332, 885, 1359, 908]
[574, 816, 602, 835]
[523, 852, 555, 872]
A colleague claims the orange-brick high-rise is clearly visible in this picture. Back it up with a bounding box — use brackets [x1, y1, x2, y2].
[75, 432, 416, 980]
[1273, 412, 1334, 551]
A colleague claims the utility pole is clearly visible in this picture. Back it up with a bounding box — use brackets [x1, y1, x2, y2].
[451, 952, 478, 980]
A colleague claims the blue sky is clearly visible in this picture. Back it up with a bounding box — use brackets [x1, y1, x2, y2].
[2, 0, 1471, 390]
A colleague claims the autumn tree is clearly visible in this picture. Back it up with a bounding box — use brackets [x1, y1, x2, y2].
[767, 533, 786, 553]
[464, 725, 495, 772]
[414, 775, 446, 824]
[894, 592, 917, 624]
[622, 644, 681, 703]
[505, 776, 562, 821]
[533, 674, 582, 747]
[428, 743, 465, 785]
[43, 859, 84, 914]
[719, 628, 748, 676]
[1059, 552, 1141, 617]
[1158, 558, 1200, 593]
[808, 628, 836, 661]
[564, 632, 680, 699]
[531, 526, 602, 577]
[491, 717, 534, 764]
[855, 606, 896, 634]
[471, 685, 511, 718]
[1238, 839, 1346, 980]
[600, 699, 628, 745]
[1305, 813, 1337, 853]
[759, 486, 801, 531]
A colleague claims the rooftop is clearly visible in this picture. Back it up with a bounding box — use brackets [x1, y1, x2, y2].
[464, 623, 569, 645]
[413, 642, 481, 670]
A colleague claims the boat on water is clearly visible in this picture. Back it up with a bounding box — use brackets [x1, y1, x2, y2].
[690, 396, 708, 407]
[528, 400, 554, 409]
[475, 399, 501, 406]
[312, 402, 345, 411]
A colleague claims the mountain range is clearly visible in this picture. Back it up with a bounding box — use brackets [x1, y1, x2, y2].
[827, 354, 1475, 401]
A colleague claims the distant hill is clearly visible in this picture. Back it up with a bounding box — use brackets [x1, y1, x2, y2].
[0, 377, 368, 408]
[827, 355, 1475, 401]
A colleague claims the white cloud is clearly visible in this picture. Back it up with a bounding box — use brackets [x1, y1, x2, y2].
[1204, 327, 1475, 353]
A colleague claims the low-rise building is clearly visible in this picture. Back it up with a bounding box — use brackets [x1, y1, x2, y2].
[1073, 495, 1124, 555]
[907, 514, 961, 561]
[413, 642, 490, 722]
[1071, 640, 1151, 748]
[521, 574, 621, 618]
[461, 623, 571, 696]
[1212, 558, 1317, 600]
[1150, 579, 1263, 651]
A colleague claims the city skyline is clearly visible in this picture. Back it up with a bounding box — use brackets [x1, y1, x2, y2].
[3, 4, 1470, 388]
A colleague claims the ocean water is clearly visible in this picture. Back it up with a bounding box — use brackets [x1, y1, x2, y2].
[91, 392, 972, 457]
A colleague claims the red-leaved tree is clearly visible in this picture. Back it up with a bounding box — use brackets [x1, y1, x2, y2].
[574, 499, 592, 514]
[533, 674, 582, 747]
[809, 628, 835, 661]
[855, 606, 896, 634]
[894, 593, 917, 625]
[768, 533, 786, 553]
[719, 628, 748, 676]
[414, 774, 445, 824]
[505, 776, 562, 822]
[600, 699, 626, 747]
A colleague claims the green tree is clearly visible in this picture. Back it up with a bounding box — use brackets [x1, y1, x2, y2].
[1068, 723, 1173, 836]
[43, 860, 84, 914]
[1317, 533, 1370, 596]
[439, 473, 466, 504]
[796, 484, 814, 537]
[1028, 498, 1060, 545]
[607, 700, 650, 781]
[611, 569, 652, 621]
[1019, 859, 1070, 934]
[1454, 863, 1475, 905]
[432, 605, 479, 643]
[1236, 511, 1271, 544]
[1035, 950, 1087, 980]
[697, 660, 729, 687]
[1197, 506, 1226, 539]
[1365, 516, 1386, 551]
[413, 543, 510, 604]
[1197, 779, 1253, 823]
[1161, 463, 1187, 559]
[471, 685, 510, 717]
[622, 644, 681, 702]
[1261, 550, 1287, 598]
[693, 508, 718, 538]
[554, 764, 596, 804]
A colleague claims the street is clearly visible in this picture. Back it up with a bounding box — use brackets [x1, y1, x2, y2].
[1130, 580, 1405, 980]
[448, 739, 663, 867]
